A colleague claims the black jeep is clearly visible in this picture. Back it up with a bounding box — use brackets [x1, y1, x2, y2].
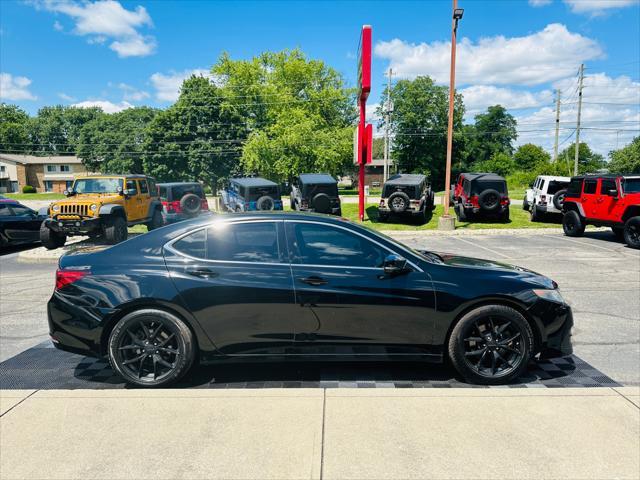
[378, 174, 435, 222]
[452, 172, 510, 222]
[290, 174, 341, 215]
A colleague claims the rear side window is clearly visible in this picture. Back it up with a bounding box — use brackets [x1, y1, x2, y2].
[208, 222, 280, 263]
[600, 179, 616, 194]
[567, 178, 583, 196]
[172, 229, 206, 258]
[139, 179, 149, 194]
[158, 186, 168, 200]
[0, 205, 11, 216]
[583, 180, 597, 194]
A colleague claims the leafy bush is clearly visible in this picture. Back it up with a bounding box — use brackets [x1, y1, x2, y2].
[22, 185, 36, 193]
[471, 152, 516, 176]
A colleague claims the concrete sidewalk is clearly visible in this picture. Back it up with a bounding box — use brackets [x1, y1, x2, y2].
[1, 387, 638, 480]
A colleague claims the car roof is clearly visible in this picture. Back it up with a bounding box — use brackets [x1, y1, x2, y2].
[299, 173, 337, 184]
[384, 174, 426, 185]
[230, 177, 278, 187]
[574, 174, 640, 180]
[461, 172, 506, 182]
[75, 174, 151, 180]
[157, 182, 202, 187]
[537, 175, 571, 181]
[0, 199, 20, 205]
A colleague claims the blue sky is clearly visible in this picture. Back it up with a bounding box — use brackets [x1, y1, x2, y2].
[1, 0, 639, 154]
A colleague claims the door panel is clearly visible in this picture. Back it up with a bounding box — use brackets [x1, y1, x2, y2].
[124, 179, 141, 221]
[582, 179, 599, 218]
[594, 178, 620, 220]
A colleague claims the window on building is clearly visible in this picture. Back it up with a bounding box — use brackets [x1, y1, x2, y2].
[46, 165, 57, 173]
[44, 181, 53, 192]
[0, 166, 5, 173]
[59, 165, 71, 172]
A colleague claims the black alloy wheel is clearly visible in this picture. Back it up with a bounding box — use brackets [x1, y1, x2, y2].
[147, 209, 163, 231]
[448, 305, 533, 385]
[623, 216, 640, 249]
[562, 210, 585, 237]
[478, 189, 501, 212]
[108, 309, 195, 387]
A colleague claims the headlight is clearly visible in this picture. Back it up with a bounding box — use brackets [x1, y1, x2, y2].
[90, 204, 98, 212]
[52, 204, 60, 212]
[533, 289, 565, 304]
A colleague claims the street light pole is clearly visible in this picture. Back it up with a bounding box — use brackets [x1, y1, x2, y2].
[440, 0, 463, 230]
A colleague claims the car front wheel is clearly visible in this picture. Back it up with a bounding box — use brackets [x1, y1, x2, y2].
[104, 216, 128, 244]
[623, 216, 640, 249]
[108, 309, 195, 387]
[39, 223, 66, 250]
[562, 210, 585, 237]
[146, 209, 163, 231]
[448, 305, 533, 385]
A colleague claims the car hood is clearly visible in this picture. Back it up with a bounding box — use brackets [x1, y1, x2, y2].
[52, 194, 122, 205]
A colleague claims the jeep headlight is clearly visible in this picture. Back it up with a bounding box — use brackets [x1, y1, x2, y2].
[533, 289, 565, 305]
[52, 204, 60, 213]
[90, 204, 98, 212]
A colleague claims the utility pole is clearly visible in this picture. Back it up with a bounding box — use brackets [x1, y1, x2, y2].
[383, 68, 393, 182]
[553, 89, 560, 163]
[574, 64, 584, 176]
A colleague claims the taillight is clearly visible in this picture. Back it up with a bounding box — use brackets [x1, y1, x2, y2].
[201, 199, 209, 211]
[379, 199, 385, 207]
[469, 195, 479, 207]
[540, 195, 547, 204]
[166, 201, 181, 213]
[55, 269, 88, 290]
[301, 200, 308, 208]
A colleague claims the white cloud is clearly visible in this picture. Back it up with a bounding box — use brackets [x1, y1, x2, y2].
[374, 24, 603, 87]
[58, 92, 76, 101]
[0, 73, 37, 101]
[117, 83, 150, 101]
[529, 0, 553, 6]
[149, 69, 211, 102]
[53, 20, 64, 31]
[563, 0, 639, 15]
[461, 86, 553, 115]
[72, 99, 133, 113]
[32, 0, 156, 58]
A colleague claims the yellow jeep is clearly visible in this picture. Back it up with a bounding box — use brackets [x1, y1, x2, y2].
[39, 175, 163, 249]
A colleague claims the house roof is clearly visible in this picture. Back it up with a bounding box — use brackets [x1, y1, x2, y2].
[299, 174, 337, 185]
[0, 154, 83, 165]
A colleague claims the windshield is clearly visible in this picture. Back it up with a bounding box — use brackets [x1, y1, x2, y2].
[622, 178, 640, 194]
[73, 178, 123, 194]
[247, 186, 280, 201]
[383, 184, 420, 199]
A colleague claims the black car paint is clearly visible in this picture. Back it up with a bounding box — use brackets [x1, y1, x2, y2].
[48, 213, 572, 364]
[0, 202, 44, 247]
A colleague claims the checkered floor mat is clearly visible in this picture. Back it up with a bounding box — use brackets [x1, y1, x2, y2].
[0, 342, 621, 389]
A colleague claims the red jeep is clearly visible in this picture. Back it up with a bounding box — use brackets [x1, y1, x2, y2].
[451, 173, 510, 222]
[562, 175, 640, 249]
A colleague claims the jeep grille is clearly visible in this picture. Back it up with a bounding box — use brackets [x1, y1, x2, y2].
[58, 204, 90, 216]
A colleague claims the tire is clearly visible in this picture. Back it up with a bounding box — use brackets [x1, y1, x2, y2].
[256, 195, 275, 211]
[146, 208, 163, 231]
[448, 305, 534, 385]
[623, 216, 640, 249]
[478, 189, 501, 213]
[180, 194, 201, 216]
[530, 205, 543, 222]
[553, 189, 567, 210]
[378, 211, 389, 222]
[388, 192, 410, 213]
[312, 193, 332, 214]
[611, 226, 625, 241]
[501, 208, 510, 223]
[426, 191, 435, 210]
[108, 309, 195, 387]
[522, 195, 530, 211]
[291, 199, 298, 211]
[562, 210, 585, 237]
[104, 216, 128, 244]
[39, 223, 66, 250]
[455, 204, 467, 222]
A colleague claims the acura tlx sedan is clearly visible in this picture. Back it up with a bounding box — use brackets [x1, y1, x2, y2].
[48, 213, 573, 387]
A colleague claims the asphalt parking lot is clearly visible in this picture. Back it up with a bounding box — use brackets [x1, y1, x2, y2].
[1, 228, 638, 385]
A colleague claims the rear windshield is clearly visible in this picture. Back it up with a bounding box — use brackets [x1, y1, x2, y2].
[471, 180, 507, 195]
[246, 186, 280, 201]
[622, 178, 640, 194]
[303, 184, 338, 197]
[169, 184, 205, 201]
[383, 184, 420, 199]
[158, 185, 169, 200]
[548, 180, 569, 195]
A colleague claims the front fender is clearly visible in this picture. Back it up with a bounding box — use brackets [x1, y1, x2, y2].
[99, 204, 125, 216]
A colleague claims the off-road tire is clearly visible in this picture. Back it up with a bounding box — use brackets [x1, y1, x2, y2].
[455, 204, 467, 222]
[39, 222, 66, 250]
[623, 216, 640, 249]
[478, 189, 501, 212]
[563, 210, 585, 237]
[146, 208, 163, 231]
[256, 195, 275, 211]
[378, 211, 389, 222]
[104, 215, 128, 245]
[522, 195, 530, 211]
[388, 192, 410, 213]
[448, 305, 533, 385]
[180, 194, 201, 215]
[108, 309, 195, 387]
[530, 205, 543, 222]
[312, 193, 332, 214]
[501, 208, 510, 223]
[553, 189, 568, 210]
[611, 226, 625, 241]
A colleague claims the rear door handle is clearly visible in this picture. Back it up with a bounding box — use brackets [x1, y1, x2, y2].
[300, 276, 328, 286]
[186, 267, 218, 278]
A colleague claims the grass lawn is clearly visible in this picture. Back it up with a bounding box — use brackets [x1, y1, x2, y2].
[5, 193, 65, 200]
[341, 203, 561, 231]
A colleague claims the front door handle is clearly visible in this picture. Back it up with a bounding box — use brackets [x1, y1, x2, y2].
[300, 276, 328, 286]
[186, 267, 218, 278]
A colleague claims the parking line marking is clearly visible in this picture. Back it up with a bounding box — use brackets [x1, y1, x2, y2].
[452, 236, 513, 259]
[558, 236, 640, 258]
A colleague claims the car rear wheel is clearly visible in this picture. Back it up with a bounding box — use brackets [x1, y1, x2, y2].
[455, 204, 467, 222]
[522, 195, 530, 211]
[108, 309, 195, 387]
[104, 216, 128, 244]
[562, 210, 585, 237]
[530, 205, 543, 222]
[623, 216, 640, 249]
[39, 223, 66, 250]
[448, 305, 533, 385]
[146, 209, 163, 231]
[611, 226, 624, 241]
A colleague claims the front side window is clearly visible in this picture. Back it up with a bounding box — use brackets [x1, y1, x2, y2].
[126, 180, 138, 194]
[10, 205, 34, 216]
[600, 179, 616, 195]
[139, 179, 149, 194]
[287, 222, 386, 268]
[0, 205, 10, 216]
[74, 178, 123, 194]
[583, 180, 597, 194]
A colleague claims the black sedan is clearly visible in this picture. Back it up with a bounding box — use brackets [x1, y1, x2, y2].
[0, 200, 44, 248]
[48, 213, 573, 387]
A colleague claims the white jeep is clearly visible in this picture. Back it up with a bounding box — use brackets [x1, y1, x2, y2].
[524, 175, 571, 221]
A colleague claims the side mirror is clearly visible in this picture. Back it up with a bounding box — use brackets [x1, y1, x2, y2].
[123, 189, 136, 197]
[607, 189, 618, 197]
[117, 186, 124, 195]
[529, 183, 534, 188]
[383, 254, 408, 276]
[64, 189, 75, 197]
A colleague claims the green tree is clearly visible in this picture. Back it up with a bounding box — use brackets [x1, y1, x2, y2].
[0, 104, 30, 153]
[467, 105, 517, 163]
[513, 143, 551, 170]
[381, 76, 465, 190]
[31, 105, 104, 155]
[213, 49, 356, 181]
[142, 76, 246, 192]
[559, 142, 605, 174]
[608, 137, 640, 174]
[78, 107, 158, 174]
[472, 152, 517, 176]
